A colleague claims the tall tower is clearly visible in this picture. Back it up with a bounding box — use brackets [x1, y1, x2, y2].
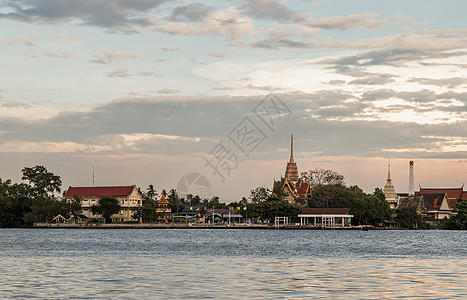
[284, 134, 299, 181]
[383, 158, 397, 209]
[409, 160, 414, 195]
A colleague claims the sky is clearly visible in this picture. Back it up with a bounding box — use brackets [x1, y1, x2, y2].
[0, 0, 466, 201]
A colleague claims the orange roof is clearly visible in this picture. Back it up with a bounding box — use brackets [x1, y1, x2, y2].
[64, 186, 136, 197]
[158, 195, 169, 204]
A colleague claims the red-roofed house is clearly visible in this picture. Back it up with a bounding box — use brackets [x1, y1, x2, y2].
[64, 185, 143, 222]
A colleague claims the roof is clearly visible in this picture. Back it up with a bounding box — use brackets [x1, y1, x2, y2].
[419, 187, 465, 208]
[64, 186, 136, 197]
[158, 195, 169, 204]
[301, 208, 350, 215]
[420, 193, 447, 210]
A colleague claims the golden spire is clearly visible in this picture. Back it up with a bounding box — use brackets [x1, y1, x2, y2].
[290, 134, 294, 163]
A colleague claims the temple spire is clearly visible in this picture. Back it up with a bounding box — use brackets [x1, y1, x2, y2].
[290, 134, 294, 163]
[388, 158, 391, 179]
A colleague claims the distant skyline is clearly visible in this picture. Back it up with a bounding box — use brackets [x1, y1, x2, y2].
[1, 0, 466, 201]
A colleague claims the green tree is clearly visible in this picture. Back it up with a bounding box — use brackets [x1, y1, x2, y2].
[249, 187, 270, 203]
[0, 179, 33, 227]
[396, 207, 429, 229]
[91, 197, 121, 223]
[443, 199, 467, 229]
[22, 165, 62, 197]
[21, 165, 63, 223]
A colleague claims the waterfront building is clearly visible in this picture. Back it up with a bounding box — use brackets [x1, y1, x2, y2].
[383, 159, 398, 209]
[173, 205, 206, 222]
[64, 185, 143, 222]
[273, 135, 311, 203]
[156, 195, 171, 221]
[298, 208, 353, 227]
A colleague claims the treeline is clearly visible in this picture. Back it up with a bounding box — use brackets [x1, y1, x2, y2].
[0, 166, 81, 227]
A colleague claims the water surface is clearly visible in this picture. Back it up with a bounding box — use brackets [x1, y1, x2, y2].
[1, 229, 466, 299]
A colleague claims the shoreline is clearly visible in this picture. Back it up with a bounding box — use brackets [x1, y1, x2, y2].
[31, 222, 387, 230]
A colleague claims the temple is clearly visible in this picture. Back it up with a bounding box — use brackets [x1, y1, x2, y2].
[383, 158, 398, 209]
[273, 135, 311, 203]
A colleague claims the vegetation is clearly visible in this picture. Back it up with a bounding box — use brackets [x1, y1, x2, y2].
[395, 207, 429, 229]
[91, 197, 121, 224]
[0, 166, 78, 227]
[443, 199, 467, 229]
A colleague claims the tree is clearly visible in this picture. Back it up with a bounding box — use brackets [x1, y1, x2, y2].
[301, 168, 345, 190]
[396, 207, 429, 229]
[20, 166, 63, 223]
[67, 196, 83, 220]
[22, 165, 62, 197]
[0, 179, 32, 227]
[249, 187, 270, 203]
[146, 184, 157, 200]
[91, 197, 121, 223]
[443, 199, 467, 229]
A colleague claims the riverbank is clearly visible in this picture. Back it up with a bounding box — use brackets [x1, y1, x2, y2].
[33, 222, 375, 230]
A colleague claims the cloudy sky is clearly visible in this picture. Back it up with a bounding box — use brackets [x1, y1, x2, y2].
[1, 0, 466, 201]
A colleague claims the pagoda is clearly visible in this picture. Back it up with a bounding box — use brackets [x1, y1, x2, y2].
[273, 135, 311, 203]
[383, 159, 398, 209]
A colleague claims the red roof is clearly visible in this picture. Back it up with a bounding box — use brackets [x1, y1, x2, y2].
[64, 186, 136, 197]
[419, 187, 463, 199]
[301, 208, 350, 215]
[420, 187, 465, 208]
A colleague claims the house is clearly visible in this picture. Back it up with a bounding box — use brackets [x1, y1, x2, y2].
[174, 205, 206, 222]
[298, 208, 353, 227]
[64, 185, 144, 222]
[205, 208, 244, 224]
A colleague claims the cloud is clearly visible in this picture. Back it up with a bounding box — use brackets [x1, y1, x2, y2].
[29, 28, 41, 41]
[91, 49, 150, 64]
[0, 0, 169, 33]
[162, 47, 183, 52]
[154, 6, 255, 40]
[249, 31, 467, 52]
[2, 101, 32, 109]
[4, 35, 32, 46]
[207, 52, 230, 57]
[104, 68, 162, 78]
[52, 34, 83, 41]
[238, 0, 299, 21]
[306, 13, 385, 30]
[156, 89, 180, 94]
[1, 93, 465, 161]
[44, 51, 75, 58]
[170, 3, 213, 22]
[407, 77, 467, 89]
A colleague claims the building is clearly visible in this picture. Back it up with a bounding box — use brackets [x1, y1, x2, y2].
[418, 186, 467, 208]
[298, 208, 353, 227]
[156, 195, 171, 221]
[383, 159, 398, 209]
[273, 135, 311, 203]
[397, 186, 467, 223]
[64, 185, 144, 222]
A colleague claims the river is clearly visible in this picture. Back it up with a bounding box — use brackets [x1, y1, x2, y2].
[1, 229, 466, 299]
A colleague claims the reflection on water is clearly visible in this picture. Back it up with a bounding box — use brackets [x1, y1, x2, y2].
[0, 229, 466, 299]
